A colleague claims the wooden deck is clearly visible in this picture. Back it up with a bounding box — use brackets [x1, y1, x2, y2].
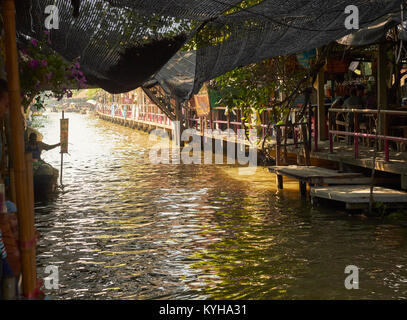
[313, 141, 407, 176]
[269, 139, 407, 190]
[269, 165, 363, 182]
[269, 165, 366, 196]
[310, 185, 407, 209]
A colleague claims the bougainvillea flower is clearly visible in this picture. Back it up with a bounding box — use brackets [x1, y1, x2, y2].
[28, 59, 39, 68]
[31, 39, 38, 47]
[41, 60, 48, 67]
[46, 72, 53, 80]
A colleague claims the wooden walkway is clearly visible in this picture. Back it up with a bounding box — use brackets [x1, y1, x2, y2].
[310, 185, 407, 209]
[313, 141, 407, 177]
[267, 139, 407, 190]
[268, 165, 364, 196]
[268, 165, 407, 210]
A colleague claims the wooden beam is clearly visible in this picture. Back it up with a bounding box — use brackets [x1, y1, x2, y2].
[401, 174, 407, 190]
[377, 42, 388, 138]
[142, 87, 176, 121]
[174, 97, 185, 147]
[2, 0, 37, 297]
[317, 49, 326, 141]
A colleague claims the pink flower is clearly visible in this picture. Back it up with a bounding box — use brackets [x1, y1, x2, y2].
[46, 72, 53, 80]
[21, 48, 28, 55]
[43, 30, 50, 35]
[31, 39, 38, 47]
[41, 60, 48, 67]
[28, 59, 39, 68]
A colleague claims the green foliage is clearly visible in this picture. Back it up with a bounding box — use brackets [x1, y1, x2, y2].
[209, 56, 308, 124]
[183, 0, 263, 51]
[222, 0, 264, 15]
[85, 88, 101, 100]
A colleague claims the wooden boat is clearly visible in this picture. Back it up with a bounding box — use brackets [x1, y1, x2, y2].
[32, 161, 59, 198]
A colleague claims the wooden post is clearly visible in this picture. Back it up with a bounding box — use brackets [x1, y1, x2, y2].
[24, 152, 36, 290]
[308, 104, 312, 151]
[354, 112, 359, 159]
[317, 49, 326, 141]
[401, 174, 407, 190]
[384, 139, 389, 162]
[299, 181, 307, 197]
[301, 124, 311, 166]
[275, 127, 283, 189]
[377, 42, 388, 149]
[276, 126, 282, 166]
[60, 110, 64, 185]
[174, 98, 184, 147]
[2, 0, 37, 297]
[328, 112, 333, 153]
[227, 112, 230, 130]
[9, 168, 16, 204]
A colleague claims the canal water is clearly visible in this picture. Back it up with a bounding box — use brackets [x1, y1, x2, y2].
[33, 112, 407, 300]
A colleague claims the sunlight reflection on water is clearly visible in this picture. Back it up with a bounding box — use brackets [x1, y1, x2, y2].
[33, 112, 407, 300]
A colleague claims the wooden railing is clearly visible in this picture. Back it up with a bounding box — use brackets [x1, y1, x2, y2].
[328, 108, 407, 161]
[97, 104, 172, 127]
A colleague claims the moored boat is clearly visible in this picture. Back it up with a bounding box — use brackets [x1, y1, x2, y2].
[32, 161, 59, 198]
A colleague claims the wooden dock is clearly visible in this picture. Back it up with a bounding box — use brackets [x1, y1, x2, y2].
[268, 165, 364, 196]
[310, 185, 407, 209]
[268, 165, 407, 210]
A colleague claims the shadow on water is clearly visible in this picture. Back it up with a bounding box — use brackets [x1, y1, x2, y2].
[32, 112, 407, 300]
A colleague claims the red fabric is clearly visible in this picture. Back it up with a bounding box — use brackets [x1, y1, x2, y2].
[0, 214, 21, 276]
[24, 279, 45, 300]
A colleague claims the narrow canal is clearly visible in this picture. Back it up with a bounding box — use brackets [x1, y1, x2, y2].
[33, 112, 407, 300]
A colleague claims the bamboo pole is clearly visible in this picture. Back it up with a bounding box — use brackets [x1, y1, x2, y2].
[24, 152, 36, 292]
[60, 111, 64, 185]
[2, 0, 37, 297]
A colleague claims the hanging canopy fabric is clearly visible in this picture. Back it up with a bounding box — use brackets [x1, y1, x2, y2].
[14, 1, 403, 100]
[337, 12, 404, 46]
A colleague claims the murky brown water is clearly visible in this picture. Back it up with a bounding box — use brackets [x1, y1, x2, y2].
[33, 112, 407, 300]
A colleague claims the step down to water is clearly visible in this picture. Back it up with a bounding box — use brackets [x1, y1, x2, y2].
[310, 185, 407, 209]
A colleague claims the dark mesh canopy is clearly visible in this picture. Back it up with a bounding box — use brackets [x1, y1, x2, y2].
[14, 0, 402, 99]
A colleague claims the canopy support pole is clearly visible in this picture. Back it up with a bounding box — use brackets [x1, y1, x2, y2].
[317, 49, 326, 142]
[2, 0, 37, 297]
[377, 42, 388, 141]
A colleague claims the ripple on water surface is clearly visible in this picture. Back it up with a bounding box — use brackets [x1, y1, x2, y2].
[34, 113, 407, 300]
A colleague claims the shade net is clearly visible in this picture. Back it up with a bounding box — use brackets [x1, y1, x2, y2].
[14, 0, 402, 99]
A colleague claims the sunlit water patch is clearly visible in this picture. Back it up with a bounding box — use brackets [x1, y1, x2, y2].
[33, 112, 407, 300]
